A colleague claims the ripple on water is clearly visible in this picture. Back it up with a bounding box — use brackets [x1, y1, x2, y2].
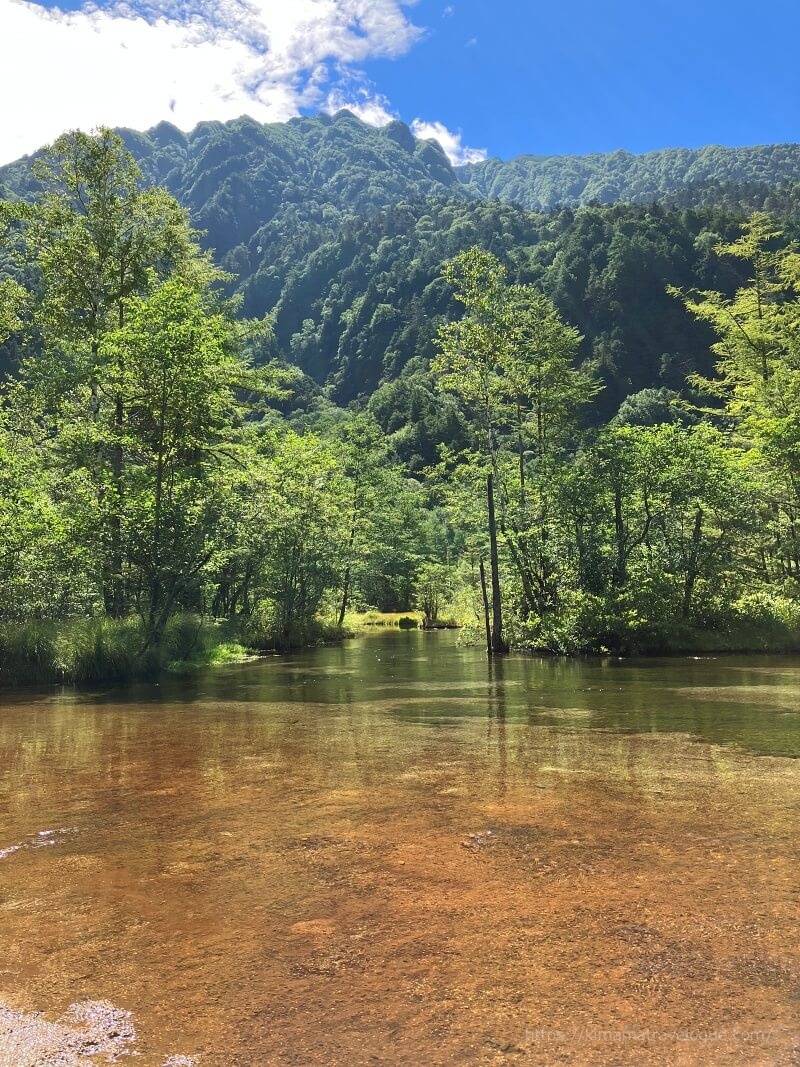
[0, 828, 77, 862]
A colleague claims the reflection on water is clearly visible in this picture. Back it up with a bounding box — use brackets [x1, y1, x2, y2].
[11, 630, 799, 753]
[0, 632, 798, 1065]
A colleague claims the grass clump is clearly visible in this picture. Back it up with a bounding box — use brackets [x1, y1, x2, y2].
[345, 610, 422, 630]
[0, 614, 256, 687]
[0, 617, 143, 686]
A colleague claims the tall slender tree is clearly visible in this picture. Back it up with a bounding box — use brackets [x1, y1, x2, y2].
[432, 247, 595, 649]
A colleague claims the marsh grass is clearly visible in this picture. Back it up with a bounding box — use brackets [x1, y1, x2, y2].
[345, 610, 422, 630]
[0, 618, 138, 686]
[0, 614, 254, 687]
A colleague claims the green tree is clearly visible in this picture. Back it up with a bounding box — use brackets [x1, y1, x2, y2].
[3, 128, 200, 616]
[334, 413, 393, 626]
[677, 213, 800, 579]
[432, 247, 596, 647]
[0, 279, 24, 343]
[100, 277, 249, 649]
[432, 249, 512, 653]
[414, 561, 453, 628]
[250, 430, 350, 647]
[567, 422, 758, 644]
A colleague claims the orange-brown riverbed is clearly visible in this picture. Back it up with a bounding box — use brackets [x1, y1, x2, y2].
[0, 632, 798, 1065]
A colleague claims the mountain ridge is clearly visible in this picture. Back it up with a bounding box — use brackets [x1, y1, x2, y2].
[457, 141, 800, 211]
[4, 112, 800, 221]
[2, 112, 799, 450]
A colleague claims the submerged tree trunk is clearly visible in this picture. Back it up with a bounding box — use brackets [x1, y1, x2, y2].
[479, 559, 492, 657]
[487, 474, 508, 655]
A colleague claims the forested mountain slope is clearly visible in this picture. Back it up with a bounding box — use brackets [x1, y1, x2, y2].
[457, 143, 800, 212]
[2, 113, 799, 423]
[3, 113, 799, 273]
[268, 197, 749, 415]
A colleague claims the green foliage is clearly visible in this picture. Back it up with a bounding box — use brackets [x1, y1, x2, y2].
[432, 247, 599, 625]
[9, 128, 198, 353]
[678, 213, 800, 587]
[256, 197, 750, 422]
[101, 275, 250, 645]
[0, 278, 25, 343]
[2, 129, 419, 673]
[0, 410, 98, 618]
[2, 120, 800, 674]
[429, 234, 800, 654]
[413, 562, 454, 628]
[211, 415, 436, 642]
[615, 387, 684, 426]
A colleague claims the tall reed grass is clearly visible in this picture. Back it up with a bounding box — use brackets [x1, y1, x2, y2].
[0, 615, 249, 687]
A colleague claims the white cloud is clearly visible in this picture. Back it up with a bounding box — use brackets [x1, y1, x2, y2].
[324, 87, 397, 128]
[0, 0, 423, 163]
[410, 119, 487, 166]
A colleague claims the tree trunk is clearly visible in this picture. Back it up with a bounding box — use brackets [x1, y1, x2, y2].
[110, 391, 125, 617]
[337, 521, 357, 628]
[613, 484, 627, 587]
[479, 559, 492, 657]
[682, 507, 704, 618]
[337, 561, 352, 629]
[487, 474, 508, 655]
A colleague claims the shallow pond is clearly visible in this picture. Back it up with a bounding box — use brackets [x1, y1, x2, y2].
[0, 631, 798, 1065]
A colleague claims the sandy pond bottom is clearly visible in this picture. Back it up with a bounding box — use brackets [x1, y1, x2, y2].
[0, 632, 798, 1066]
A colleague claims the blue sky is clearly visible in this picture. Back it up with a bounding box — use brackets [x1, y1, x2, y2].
[368, 0, 800, 157]
[2, 0, 798, 165]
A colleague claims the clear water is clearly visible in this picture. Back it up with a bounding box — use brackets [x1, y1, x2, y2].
[0, 631, 797, 1065]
